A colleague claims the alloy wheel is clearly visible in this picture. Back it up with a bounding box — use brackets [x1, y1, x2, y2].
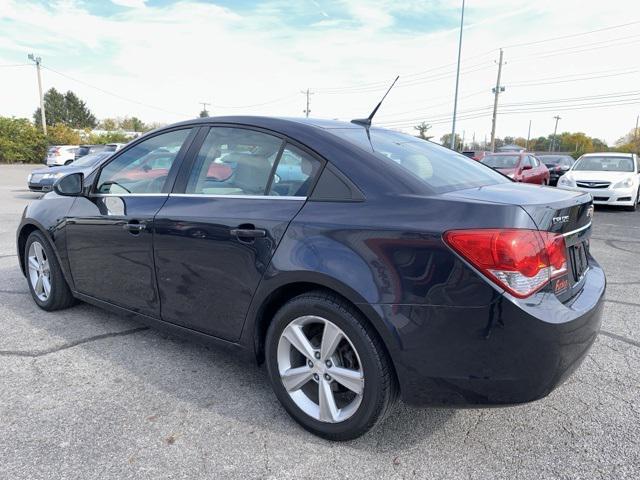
[276, 315, 364, 423]
[27, 241, 51, 302]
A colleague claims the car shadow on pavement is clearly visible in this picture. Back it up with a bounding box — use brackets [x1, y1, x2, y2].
[1, 283, 457, 449]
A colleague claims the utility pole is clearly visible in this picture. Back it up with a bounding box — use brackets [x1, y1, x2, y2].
[450, 0, 465, 150]
[635, 114, 639, 153]
[199, 102, 211, 117]
[490, 49, 505, 152]
[301, 89, 314, 118]
[525, 119, 532, 151]
[28, 53, 46, 135]
[551, 115, 561, 152]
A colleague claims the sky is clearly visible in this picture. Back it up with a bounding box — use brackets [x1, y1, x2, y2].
[1, 0, 639, 145]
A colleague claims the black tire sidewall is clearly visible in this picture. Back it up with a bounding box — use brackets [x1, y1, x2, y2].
[265, 294, 390, 440]
[24, 231, 67, 310]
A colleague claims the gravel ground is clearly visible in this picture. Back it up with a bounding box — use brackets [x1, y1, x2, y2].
[0, 164, 638, 479]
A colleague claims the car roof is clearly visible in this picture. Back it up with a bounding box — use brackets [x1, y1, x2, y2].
[484, 152, 525, 156]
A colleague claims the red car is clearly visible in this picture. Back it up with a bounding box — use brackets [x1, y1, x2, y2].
[481, 152, 550, 185]
[462, 150, 490, 161]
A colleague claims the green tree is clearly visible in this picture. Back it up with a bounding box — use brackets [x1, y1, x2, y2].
[88, 131, 131, 144]
[440, 133, 462, 151]
[33, 88, 97, 129]
[98, 118, 119, 131]
[46, 124, 82, 146]
[120, 116, 146, 132]
[413, 122, 433, 140]
[0, 117, 47, 163]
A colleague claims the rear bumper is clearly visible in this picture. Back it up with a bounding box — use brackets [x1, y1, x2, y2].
[375, 261, 605, 407]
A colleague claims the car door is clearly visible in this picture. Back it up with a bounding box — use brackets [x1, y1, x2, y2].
[153, 126, 323, 341]
[519, 155, 533, 183]
[529, 155, 542, 184]
[64, 127, 197, 317]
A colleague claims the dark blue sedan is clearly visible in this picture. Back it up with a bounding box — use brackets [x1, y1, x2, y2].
[16, 117, 604, 440]
[28, 151, 112, 192]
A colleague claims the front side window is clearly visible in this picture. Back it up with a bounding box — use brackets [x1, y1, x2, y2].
[186, 127, 283, 196]
[269, 145, 322, 197]
[332, 128, 509, 193]
[96, 129, 191, 194]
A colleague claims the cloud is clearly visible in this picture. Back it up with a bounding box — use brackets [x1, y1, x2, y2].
[110, 0, 147, 7]
[1, 0, 638, 144]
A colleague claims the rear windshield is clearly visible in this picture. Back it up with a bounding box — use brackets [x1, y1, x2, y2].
[330, 128, 509, 193]
[573, 156, 634, 172]
[482, 155, 519, 168]
[540, 155, 572, 165]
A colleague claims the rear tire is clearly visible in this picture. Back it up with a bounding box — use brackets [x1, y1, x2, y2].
[24, 231, 75, 311]
[265, 291, 397, 441]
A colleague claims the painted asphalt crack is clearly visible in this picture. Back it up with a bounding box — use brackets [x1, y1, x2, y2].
[0, 327, 149, 358]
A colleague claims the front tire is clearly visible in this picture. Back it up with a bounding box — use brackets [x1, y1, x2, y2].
[626, 188, 639, 212]
[265, 291, 397, 441]
[24, 231, 75, 311]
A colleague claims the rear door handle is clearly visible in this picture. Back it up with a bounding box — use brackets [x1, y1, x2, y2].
[230, 228, 266, 238]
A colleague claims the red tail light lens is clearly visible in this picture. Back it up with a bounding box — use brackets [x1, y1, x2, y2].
[443, 229, 567, 298]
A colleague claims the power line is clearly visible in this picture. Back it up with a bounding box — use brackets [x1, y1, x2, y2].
[40, 64, 191, 118]
[0, 63, 30, 68]
[214, 93, 298, 109]
[502, 19, 640, 49]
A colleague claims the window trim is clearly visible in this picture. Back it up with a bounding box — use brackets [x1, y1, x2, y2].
[171, 123, 328, 199]
[89, 126, 199, 197]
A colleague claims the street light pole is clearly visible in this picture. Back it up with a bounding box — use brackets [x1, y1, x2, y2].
[450, 0, 465, 150]
[525, 119, 532, 151]
[551, 115, 561, 152]
[28, 53, 46, 135]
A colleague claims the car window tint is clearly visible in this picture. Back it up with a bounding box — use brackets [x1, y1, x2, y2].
[268, 145, 322, 197]
[332, 128, 508, 193]
[530, 156, 539, 167]
[96, 129, 190, 194]
[186, 127, 283, 196]
[482, 155, 519, 168]
[522, 156, 532, 167]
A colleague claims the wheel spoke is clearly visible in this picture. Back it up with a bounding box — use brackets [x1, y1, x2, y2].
[28, 257, 39, 271]
[320, 321, 343, 361]
[35, 274, 44, 296]
[282, 324, 316, 361]
[318, 378, 339, 422]
[281, 366, 314, 392]
[42, 275, 51, 298]
[329, 366, 364, 395]
[34, 243, 45, 265]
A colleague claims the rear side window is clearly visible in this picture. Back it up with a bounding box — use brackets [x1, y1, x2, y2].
[185, 127, 283, 196]
[269, 145, 322, 197]
[332, 128, 508, 193]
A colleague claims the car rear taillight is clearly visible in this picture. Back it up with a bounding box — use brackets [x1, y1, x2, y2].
[443, 229, 567, 298]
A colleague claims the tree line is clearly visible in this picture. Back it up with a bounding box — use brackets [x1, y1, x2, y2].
[416, 122, 638, 158]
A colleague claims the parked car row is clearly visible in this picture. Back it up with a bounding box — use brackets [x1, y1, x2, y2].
[45, 143, 125, 166]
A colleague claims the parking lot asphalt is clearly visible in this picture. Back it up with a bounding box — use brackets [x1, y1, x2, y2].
[0, 164, 638, 480]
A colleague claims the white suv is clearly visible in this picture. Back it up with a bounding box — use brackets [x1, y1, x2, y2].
[46, 145, 79, 166]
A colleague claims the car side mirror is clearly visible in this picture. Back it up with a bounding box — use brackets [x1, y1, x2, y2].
[522, 164, 532, 171]
[53, 172, 84, 196]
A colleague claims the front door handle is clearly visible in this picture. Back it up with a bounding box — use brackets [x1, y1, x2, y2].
[124, 222, 146, 234]
[230, 228, 266, 239]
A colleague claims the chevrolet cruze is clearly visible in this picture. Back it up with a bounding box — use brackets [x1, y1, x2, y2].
[17, 117, 605, 440]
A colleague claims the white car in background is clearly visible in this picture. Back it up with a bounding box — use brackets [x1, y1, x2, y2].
[45, 145, 79, 166]
[557, 152, 640, 211]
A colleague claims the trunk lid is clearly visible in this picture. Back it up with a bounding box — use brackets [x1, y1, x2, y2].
[443, 182, 594, 300]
